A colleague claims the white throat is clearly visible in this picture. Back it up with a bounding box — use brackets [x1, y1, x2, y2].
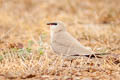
[50, 28, 54, 41]
[51, 25, 58, 29]
[50, 25, 57, 41]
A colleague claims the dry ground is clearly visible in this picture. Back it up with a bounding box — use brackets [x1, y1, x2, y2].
[0, 0, 120, 80]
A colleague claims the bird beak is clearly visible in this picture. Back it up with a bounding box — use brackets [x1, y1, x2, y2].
[46, 23, 52, 25]
[46, 23, 57, 25]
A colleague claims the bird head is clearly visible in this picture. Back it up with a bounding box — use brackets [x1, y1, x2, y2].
[47, 21, 66, 32]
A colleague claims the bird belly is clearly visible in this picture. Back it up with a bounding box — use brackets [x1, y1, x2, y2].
[51, 42, 69, 56]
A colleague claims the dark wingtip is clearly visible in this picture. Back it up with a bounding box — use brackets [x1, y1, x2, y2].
[85, 54, 102, 58]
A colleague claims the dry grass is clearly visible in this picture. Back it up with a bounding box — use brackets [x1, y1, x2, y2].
[0, 0, 120, 80]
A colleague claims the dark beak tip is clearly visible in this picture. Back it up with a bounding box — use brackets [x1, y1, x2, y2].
[46, 23, 51, 25]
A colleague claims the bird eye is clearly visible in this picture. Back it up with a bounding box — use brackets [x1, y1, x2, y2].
[53, 23, 57, 25]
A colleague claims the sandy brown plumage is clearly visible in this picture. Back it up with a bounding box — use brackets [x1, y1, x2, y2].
[47, 21, 95, 57]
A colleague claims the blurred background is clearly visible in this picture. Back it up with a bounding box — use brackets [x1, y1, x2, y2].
[0, 0, 120, 52]
[0, 1, 120, 79]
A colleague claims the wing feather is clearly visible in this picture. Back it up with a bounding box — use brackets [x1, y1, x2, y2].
[52, 31, 94, 56]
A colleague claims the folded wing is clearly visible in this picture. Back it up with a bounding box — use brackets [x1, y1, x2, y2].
[51, 31, 94, 56]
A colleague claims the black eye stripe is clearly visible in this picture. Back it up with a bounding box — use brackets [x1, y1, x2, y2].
[47, 23, 57, 25]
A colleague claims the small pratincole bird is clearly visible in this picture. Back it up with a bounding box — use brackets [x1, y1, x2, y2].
[47, 21, 100, 58]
